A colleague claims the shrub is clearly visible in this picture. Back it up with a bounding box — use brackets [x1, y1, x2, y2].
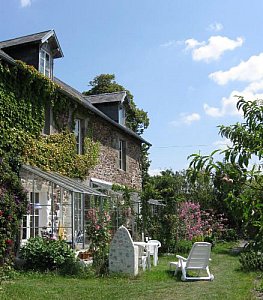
[178, 202, 203, 241]
[201, 209, 231, 242]
[86, 208, 111, 275]
[0, 156, 28, 282]
[239, 242, 263, 271]
[240, 251, 263, 271]
[58, 260, 94, 278]
[176, 240, 193, 254]
[20, 236, 76, 272]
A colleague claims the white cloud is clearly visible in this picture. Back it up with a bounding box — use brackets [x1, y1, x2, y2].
[20, 0, 31, 7]
[148, 168, 164, 176]
[185, 36, 244, 63]
[207, 22, 223, 32]
[171, 113, 201, 126]
[204, 80, 263, 117]
[182, 113, 201, 125]
[213, 138, 232, 150]
[185, 38, 205, 50]
[209, 53, 263, 85]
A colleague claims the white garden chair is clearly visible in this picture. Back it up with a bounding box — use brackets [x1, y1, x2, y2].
[169, 242, 214, 281]
[147, 240, 161, 266]
[137, 244, 150, 271]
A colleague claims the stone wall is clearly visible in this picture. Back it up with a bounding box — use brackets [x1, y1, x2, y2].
[86, 115, 142, 190]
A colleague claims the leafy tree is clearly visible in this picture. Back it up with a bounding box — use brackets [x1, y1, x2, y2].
[83, 74, 149, 135]
[188, 97, 263, 245]
[83, 74, 150, 185]
[141, 169, 216, 251]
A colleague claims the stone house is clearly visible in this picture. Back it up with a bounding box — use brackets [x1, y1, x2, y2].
[0, 30, 150, 246]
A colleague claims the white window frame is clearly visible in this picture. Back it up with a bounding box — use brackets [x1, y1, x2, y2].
[39, 49, 52, 78]
[74, 119, 82, 154]
[119, 139, 127, 171]
[21, 192, 40, 242]
[118, 105, 126, 126]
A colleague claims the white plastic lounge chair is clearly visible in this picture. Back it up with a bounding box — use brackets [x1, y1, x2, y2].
[169, 242, 214, 281]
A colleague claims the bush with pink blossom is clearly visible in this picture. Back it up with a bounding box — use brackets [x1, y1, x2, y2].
[177, 201, 203, 241]
[86, 208, 111, 274]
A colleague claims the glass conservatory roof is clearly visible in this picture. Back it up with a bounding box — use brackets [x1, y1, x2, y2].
[21, 165, 106, 197]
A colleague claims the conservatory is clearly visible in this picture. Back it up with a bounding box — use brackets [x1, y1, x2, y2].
[19, 165, 106, 249]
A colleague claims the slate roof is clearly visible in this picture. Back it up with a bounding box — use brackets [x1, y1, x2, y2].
[22, 165, 106, 197]
[0, 31, 150, 146]
[84, 91, 128, 105]
[54, 78, 151, 145]
[0, 30, 63, 58]
[0, 49, 16, 65]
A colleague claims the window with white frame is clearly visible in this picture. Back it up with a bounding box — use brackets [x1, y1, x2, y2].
[39, 49, 52, 78]
[118, 105, 126, 126]
[74, 119, 82, 154]
[118, 139, 126, 171]
[21, 192, 40, 240]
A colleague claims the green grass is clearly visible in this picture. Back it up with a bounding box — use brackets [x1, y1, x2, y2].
[0, 243, 259, 300]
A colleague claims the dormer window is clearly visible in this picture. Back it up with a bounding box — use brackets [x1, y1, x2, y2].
[39, 49, 52, 78]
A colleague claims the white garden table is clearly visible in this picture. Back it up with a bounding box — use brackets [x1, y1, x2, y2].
[133, 241, 159, 266]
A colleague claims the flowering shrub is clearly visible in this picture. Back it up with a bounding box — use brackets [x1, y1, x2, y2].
[0, 156, 27, 281]
[86, 208, 111, 274]
[201, 209, 230, 241]
[178, 201, 203, 241]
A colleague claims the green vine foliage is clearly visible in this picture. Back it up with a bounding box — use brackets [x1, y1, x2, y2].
[0, 156, 27, 279]
[0, 59, 100, 276]
[23, 133, 99, 180]
[0, 60, 100, 178]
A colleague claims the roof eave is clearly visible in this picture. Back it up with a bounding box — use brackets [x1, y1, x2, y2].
[0, 50, 16, 65]
[54, 79, 151, 146]
[42, 30, 64, 58]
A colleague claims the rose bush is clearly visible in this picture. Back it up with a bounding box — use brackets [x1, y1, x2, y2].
[86, 208, 111, 275]
[0, 156, 27, 281]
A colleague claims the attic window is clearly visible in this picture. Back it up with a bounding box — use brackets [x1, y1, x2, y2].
[118, 105, 126, 126]
[39, 49, 51, 78]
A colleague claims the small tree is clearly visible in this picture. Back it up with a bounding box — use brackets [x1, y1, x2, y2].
[83, 74, 149, 136]
[188, 97, 263, 246]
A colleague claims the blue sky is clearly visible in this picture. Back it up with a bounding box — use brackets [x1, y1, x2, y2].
[2, 1, 263, 174]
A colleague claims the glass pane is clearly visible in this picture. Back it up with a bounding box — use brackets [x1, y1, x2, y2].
[40, 50, 45, 59]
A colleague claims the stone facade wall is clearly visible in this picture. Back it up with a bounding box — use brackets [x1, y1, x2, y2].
[86, 115, 142, 190]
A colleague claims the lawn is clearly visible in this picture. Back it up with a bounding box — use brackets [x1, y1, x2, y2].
[0, 243, 260, 300]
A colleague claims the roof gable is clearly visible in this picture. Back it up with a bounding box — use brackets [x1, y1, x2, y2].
[0, 30, 63, 59]
[54, 77, 150, 145]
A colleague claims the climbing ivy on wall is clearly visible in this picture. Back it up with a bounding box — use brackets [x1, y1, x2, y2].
[0, 59, 100, 276]
[0, 60, 100, 177]
[23, 133, 99, 180]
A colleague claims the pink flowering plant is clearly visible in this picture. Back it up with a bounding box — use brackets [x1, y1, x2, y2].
[177, 201, 203, 241]
[86, 208, 111, 274]
[0, 157, 27, 281]
[201, 209, 229, 241]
